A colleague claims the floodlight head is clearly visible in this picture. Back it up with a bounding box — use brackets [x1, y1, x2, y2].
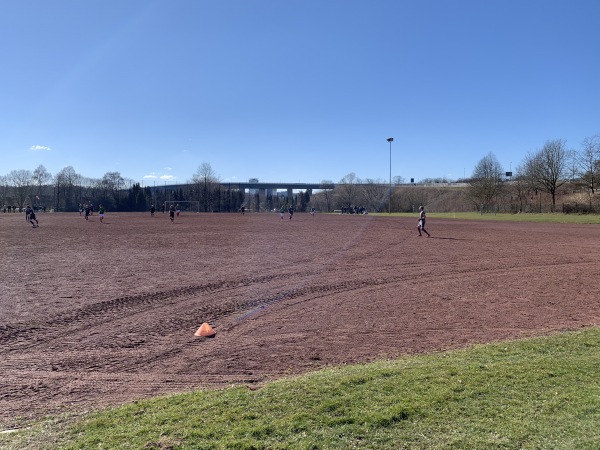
[387, 138, 394, 142]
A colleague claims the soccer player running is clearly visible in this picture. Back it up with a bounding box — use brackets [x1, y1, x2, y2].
[29, 210, 39, 228]
[417, 205, 430, 237]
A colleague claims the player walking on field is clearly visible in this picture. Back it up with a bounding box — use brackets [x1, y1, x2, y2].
[169, 204, 175, 222]
[417, 205, 430, 237]
[99, 205, 105, 223]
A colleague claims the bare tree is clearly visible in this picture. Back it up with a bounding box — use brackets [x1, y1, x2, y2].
[400, 185, 430, 213]
[468, 153, 504, 212]
[361, 178, 388, 212]
[190, 162, 219, 212]
[335, 173, 360, 210]
[101, 171, 125, 209]
[523, 139, 570, 211]
[79, 176, 102, 205]
[32, 165, 52, 206]
[55, 166, 82, 211]
[508, 165, 534, 213]
[0, 175, 9, 207]
[319, 180, 334, 212]
[576, 134, 600, 194]
[8, 169, 34, 208]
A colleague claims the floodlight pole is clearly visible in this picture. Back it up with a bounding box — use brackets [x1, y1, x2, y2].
[387, 138, 394, 214]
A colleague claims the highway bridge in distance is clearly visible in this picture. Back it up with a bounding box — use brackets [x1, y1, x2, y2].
[226, 181, 335, 194]
[156, 181, 336, 197]
[156, 181, 466, 196]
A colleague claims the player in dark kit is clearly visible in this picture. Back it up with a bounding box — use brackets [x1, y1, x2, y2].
[417, 205, 430, 237]
[169, 204, 175, 222]
[29, 210, 39, 227]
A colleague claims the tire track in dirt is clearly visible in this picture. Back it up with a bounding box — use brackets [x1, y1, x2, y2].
[2, 252, 585, 354]
[0, 271, 314, 351]
[3, 251, 591, 373]
[220, 256, 595, 330]
[13, 254, 590, 376]
[4, 274, 425, 373]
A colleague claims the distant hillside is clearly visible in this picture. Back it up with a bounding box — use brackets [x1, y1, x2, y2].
[396, 185, 470, 213]
[392, 183, 600, 214]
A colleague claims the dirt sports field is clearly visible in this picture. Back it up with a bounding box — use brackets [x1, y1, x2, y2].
[2, 211, 600, 429]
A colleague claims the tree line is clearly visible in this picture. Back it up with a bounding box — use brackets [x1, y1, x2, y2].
[0, 162, 310, 213]
[2, 135, 599, 214]
[468, 135, 600, 213]
[0, 163, 230, 213]
[0, 158, 393, 214]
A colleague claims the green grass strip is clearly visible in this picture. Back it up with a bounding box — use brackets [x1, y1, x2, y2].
[3, 328, 600, 449]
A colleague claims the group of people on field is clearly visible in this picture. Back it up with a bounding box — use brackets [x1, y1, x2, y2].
[340, 205, 367, 215]
[3, 205, 46, 213]
[278, 206, 295, 220]
[77, 203, 105, 223]
[21, 203, 432, 236]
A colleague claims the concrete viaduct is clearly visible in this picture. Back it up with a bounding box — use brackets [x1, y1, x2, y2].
[220, 181, 335, 198]
[154, 181, 334, 196]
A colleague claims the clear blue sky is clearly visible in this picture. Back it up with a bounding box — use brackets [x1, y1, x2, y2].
[2, 0, 599, 185]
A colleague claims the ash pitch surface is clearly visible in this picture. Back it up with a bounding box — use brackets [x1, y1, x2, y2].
[2, 211, 600, 427]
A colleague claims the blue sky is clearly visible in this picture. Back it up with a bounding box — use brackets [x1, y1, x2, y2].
[2, 0, 599, 185]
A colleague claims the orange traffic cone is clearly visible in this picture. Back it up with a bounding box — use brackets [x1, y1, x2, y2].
[194, 322, 216, 337]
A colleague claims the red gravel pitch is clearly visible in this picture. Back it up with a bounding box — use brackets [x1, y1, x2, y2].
[2, 211, 600, 428]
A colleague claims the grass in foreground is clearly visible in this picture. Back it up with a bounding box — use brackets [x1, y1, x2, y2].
[3, 328, 600, 449]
